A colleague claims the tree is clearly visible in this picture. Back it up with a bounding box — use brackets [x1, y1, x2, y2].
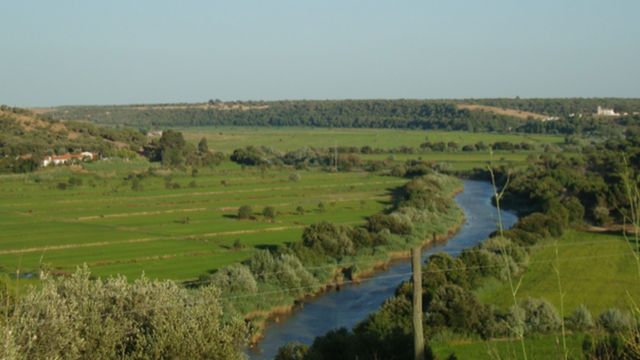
[159, 130, 187, 167]
[237, 205, 253, 219]
[198, 137, 209, 153]
[263, 206, 276, 219]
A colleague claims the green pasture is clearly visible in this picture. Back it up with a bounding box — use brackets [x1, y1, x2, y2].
[432, 333, 586, 360]
[0, 160, 402, 281]
[477, 230, 640, 315]
[179, 127, 564, 153]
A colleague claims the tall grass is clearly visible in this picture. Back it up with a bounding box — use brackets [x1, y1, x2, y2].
[487, 161, 527, 360]
[621, 159, 640, 357]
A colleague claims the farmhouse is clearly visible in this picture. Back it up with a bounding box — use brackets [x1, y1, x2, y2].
[596, 106, 619, 117]
[42, 152, 97, 167]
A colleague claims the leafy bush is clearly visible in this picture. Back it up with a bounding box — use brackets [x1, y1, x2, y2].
[520, 297, 561, 334]
[302, 222, 355, 257]
[263, 206, 277, 219]
[209, 264, 258, 294]
[567, 304, 594, 331]
[237, 205, 253, 219]
[367, 213, 413, 235]
[427, 284, 495, 338]
[289, 172, 301, 182]
[597, 308, 632, 333]
[275, 342, 308, 360]
[2, 267, 247, 360]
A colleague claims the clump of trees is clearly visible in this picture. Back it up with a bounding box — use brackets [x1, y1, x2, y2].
[0, 267, 247, 360]
[144, 131, 224, 168]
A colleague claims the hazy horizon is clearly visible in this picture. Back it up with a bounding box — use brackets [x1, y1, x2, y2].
[2, 0, 639, 107]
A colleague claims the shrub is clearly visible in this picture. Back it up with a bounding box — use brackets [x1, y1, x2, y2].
[427, 284, 495, 338]
[209, 264, 258, 294]
[390, 165, 406, 177]
[592, 206, 611, 226]
[246, 250, 276, 281]
[597, 308, 632, 333]
[366, 213, 413, 235]
[289, 173, 301, 182]
[295, 206, 305, 215]
[237, 205, 253, 219]
[520, 297, 561, 334]
[275, 342, 308, 360]
[3, 267, 247, 359]
[68, 177, 82, 187]
[515, 212, 563, 238]
[567, 304, 594, 331]
[263, 206, 277, 219]
[302, 222, 354, 257]
[131, 178, 143, 191]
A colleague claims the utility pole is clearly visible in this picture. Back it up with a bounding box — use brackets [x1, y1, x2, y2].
[412, 246, 425, 360]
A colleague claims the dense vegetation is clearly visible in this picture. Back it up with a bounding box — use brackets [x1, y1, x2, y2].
[275, 135, 640, 360]
[45, 99, 640, 136]
[468, 97, 640, 117]
[0, 267, 247, 359]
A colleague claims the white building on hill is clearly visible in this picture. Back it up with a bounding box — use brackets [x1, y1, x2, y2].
[596, 106, 619, 117]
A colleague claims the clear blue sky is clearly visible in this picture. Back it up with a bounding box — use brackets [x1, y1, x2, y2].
[1, 1, 639, 107]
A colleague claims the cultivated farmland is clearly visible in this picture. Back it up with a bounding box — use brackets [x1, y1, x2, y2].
[0, 160, 402, 281]
[0, 129, 565, 282]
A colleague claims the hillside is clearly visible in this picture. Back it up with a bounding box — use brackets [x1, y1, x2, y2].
[40, 100, 524, 130]
[0, 106, 146, 172]
[39, 98, 640, 136]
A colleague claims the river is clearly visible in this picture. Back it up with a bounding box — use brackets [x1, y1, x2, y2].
[248, 180, 518, 359]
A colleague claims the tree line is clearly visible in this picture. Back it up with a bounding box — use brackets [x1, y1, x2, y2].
[44, 99, 640, 136]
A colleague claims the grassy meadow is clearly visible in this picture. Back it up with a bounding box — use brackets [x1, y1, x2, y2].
[179, 127, 564, 152]
[477, 230, 640, 315]
[432, 333, 586, 360]
[0, 159, 403, 281]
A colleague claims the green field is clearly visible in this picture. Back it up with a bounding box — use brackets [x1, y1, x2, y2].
[0, 128, 566, 283]
[432, 333, 586, 360]
[477, 230, 640, 315]
[0, 159, 403, 281]
[435, 230, 640, 359]
[179, 127, 564, 153]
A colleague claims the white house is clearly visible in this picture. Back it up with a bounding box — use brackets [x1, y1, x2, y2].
[42, 152, 97, 167]
[596, 106, 619, 117]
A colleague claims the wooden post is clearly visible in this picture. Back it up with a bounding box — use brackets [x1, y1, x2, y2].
[412, 246, 425, 360]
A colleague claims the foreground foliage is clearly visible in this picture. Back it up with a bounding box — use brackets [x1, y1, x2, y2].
[1, 267, 247, 360]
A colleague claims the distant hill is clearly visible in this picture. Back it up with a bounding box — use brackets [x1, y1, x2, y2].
[39, 98, 640, 135]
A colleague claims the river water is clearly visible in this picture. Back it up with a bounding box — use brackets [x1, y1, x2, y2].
[248, 180, 518, 359]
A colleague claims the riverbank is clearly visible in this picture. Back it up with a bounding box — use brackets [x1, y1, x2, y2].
[246, 182, 466, 347]
[247, 180, 518, 360]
